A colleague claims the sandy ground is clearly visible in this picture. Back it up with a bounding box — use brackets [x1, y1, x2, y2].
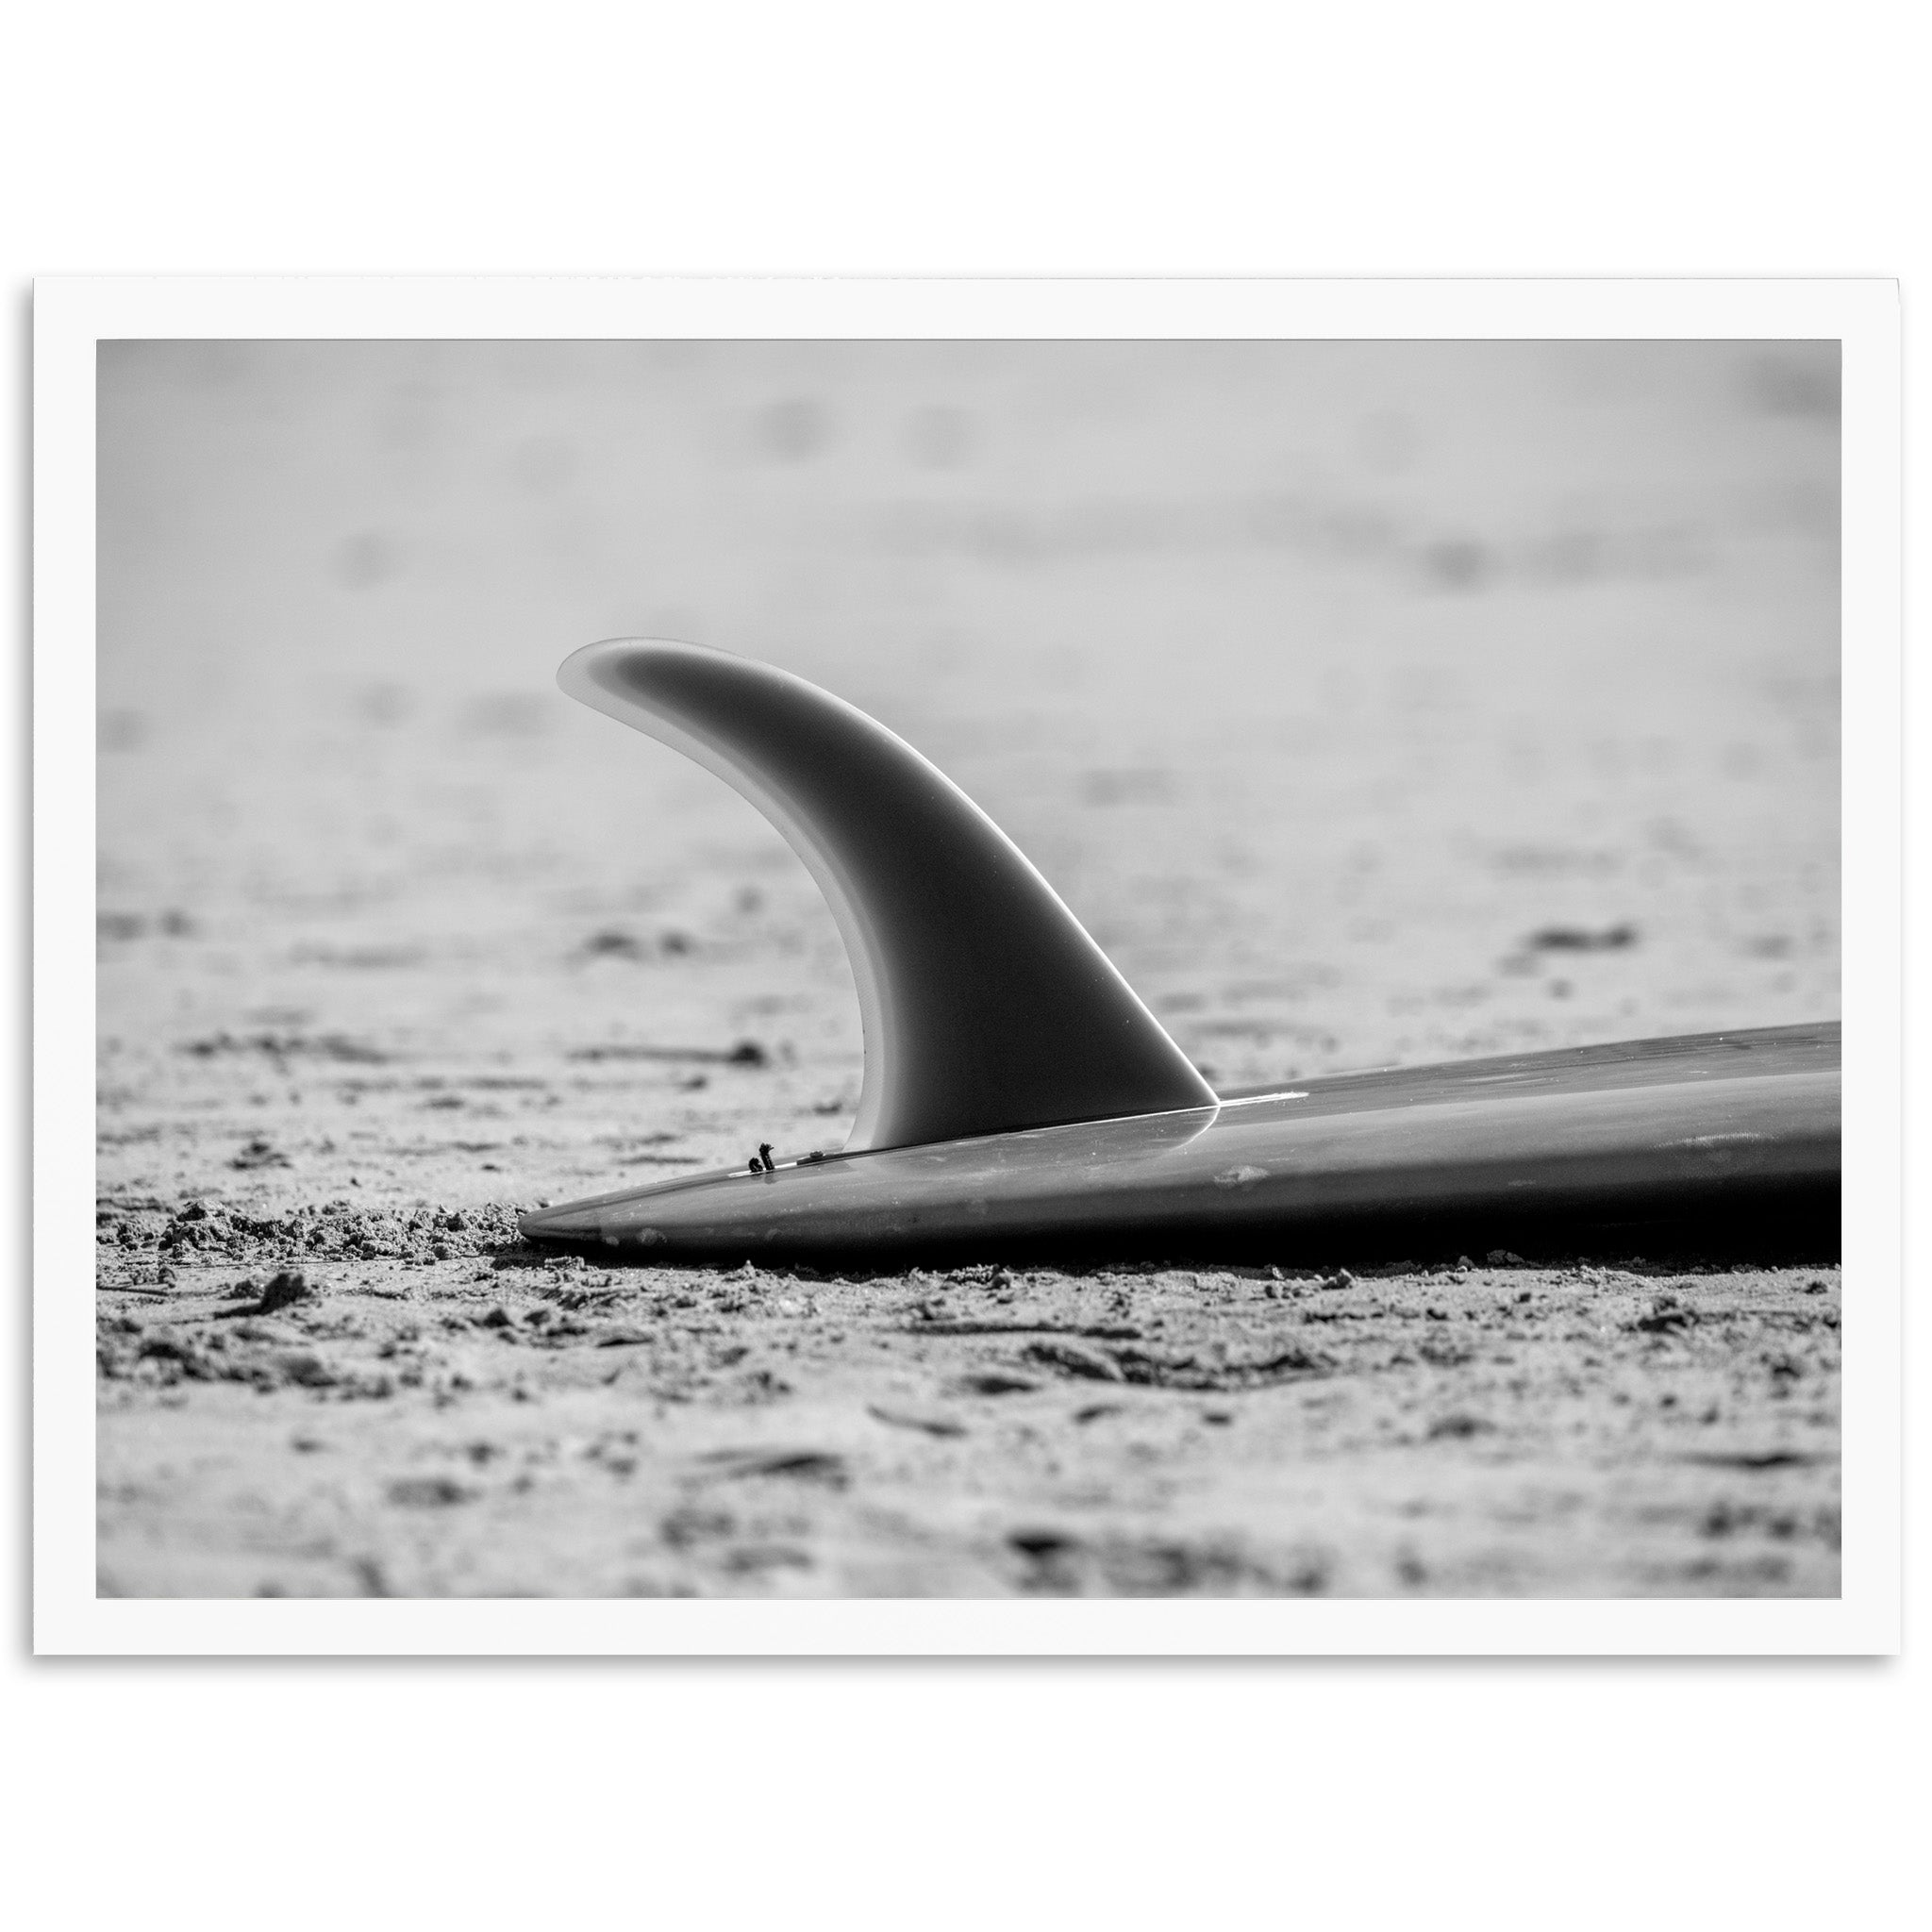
[96, 1246, 1840, 1598]
[94, 340, 1840, 1597]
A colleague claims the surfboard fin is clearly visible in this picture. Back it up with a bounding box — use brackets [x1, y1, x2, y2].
[558, 639, 1218, 1153]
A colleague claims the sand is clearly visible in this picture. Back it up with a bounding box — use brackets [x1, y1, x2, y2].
[96, 1241, 1840, 1598]
[94, 340, 1840, 1597]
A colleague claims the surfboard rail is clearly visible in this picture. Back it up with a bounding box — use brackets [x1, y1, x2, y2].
[521, 1022, 1840, 1264]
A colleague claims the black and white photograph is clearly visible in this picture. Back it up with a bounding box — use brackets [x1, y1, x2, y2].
[11, 14, 1924, 1924]
[68, 303, 1874, 1614]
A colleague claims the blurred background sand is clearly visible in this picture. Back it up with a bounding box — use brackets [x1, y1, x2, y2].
[94, 340, 1842, 1597]
[99, 340, 1840, 1126]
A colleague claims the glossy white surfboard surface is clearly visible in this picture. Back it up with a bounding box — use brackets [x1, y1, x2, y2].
[529, 641, 1840, 1263]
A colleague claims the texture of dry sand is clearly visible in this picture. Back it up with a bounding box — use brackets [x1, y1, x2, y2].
[96, 1244, 1840, 1598]
[94, 340, 1840, 1597]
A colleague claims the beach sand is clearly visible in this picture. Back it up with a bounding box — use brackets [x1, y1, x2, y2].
[94, 340, 1840, 1597]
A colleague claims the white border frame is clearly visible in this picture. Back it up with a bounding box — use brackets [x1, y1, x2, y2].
[35, 277, 1901, 1656]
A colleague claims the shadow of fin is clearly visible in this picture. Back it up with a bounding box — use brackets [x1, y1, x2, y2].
[559, 639, 1217, 1152]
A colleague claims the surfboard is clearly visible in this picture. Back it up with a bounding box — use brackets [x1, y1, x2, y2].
[521, 640, 1840, 1266]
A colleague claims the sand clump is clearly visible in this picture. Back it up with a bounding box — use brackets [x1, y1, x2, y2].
[99, 1197, 531, 1276]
